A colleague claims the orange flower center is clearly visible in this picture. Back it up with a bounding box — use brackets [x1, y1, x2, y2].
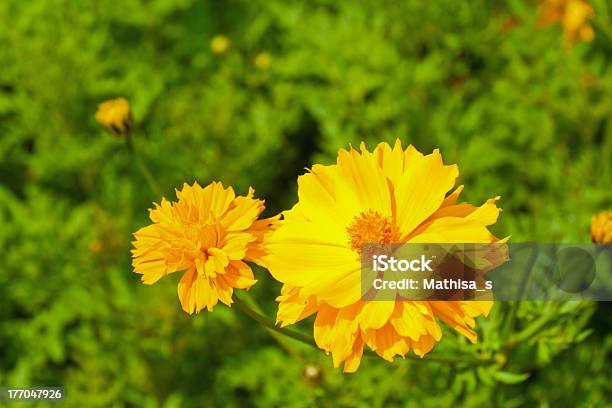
[346, 210, 399, 252]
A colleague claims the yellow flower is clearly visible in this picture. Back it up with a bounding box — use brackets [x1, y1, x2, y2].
[590, 211, 612, 244]
[210, 35, 230, 54]
[132, 181, 276, 314]
[538, 0, 595, 48]
[261, 140, 505, 372]
[254, 52, 272, 70]
[95, 97, 133, 136]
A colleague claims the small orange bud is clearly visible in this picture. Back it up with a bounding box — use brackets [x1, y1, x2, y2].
[95, 97, 133, 136]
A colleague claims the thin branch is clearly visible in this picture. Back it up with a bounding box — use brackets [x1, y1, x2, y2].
[125, 132, 162, 197]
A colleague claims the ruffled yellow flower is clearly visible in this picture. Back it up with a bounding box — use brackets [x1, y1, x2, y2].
[261, 140, 505, 372]
[132, 181, 276, 314]
[538, 0, 595, 48]
[590, 211, 612, 244]
[95, 97, 133, 136]
[210, 35, 230, 54]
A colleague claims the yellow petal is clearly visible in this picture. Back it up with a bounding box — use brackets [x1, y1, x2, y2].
[276, 285, 318, 326]
[222, 261, 257, 289]
[343, 333, 365, 373]
[461, 300, 494, 318]
[373, 139, 405, 187]
[409, 334, 436, 357]
[390, 301, 441, 341]
[408, 217, 493, 243]
[336, 146, 393, 217]
[466, 197, 502, 226]
[214, 275, 235, 306]
[363, 322, 409, 361]
[178, 267, 197, 314]
[430, 301, 478, 343]
[358, 301, 396, 330]
[206, 247, 229, 275]
[297, 170, 352, 228]
[314, 303, 361, 367]
[394, 149, 458, 238]
[221, 232, 255, 260]
[441, 185, 464, 207]
[221, 191, 263, 231]
[262, 220, 356, 289]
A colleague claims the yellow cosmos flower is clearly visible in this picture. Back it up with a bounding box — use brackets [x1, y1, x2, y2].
[538, 0, 595, 48]
[590, 211, 612, 244]
[95, 97, 133, 136]
[132, 181, 276, 314]
[261, 140, 504, 372]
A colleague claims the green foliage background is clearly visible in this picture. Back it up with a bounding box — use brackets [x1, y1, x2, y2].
[1, 0, 611, 406]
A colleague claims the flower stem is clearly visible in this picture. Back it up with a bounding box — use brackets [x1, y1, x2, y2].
[504, 303, 556, 349]
[232, 294, 317, 347]
[125, 132, 162, 198]
[389, 353, 493, 365]
[233, 294, 307, 360]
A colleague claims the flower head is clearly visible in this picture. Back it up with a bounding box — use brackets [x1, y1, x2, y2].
[132, 181, 276, 314]
[590, 211, 612, 244]
[261, 140, 505, 372]
[210, 35, 230, 55]
[538, 0, 595, 48]
[95, 97, 133, 136]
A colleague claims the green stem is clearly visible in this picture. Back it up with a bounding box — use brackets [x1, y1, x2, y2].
[385, 353, 493, 365]
[125, 132, 162, 197]
[234, 293, 304, 360]
[504, 303, 556, 349]
[233, 295, 317, 347]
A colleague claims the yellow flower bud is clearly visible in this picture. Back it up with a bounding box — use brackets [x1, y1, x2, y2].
[254, 52, 272, 70]
[210, 35, 230, 54]
[590, 211, 612, 244]
[95, 97, 133, 136]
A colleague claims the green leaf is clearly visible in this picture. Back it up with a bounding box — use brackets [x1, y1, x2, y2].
[492, 371, 531, 384]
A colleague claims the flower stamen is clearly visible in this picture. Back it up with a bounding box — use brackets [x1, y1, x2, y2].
[346, 210, 399, 252]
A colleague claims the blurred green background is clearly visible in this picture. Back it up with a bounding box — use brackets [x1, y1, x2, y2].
[1, 0, 611, 406]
